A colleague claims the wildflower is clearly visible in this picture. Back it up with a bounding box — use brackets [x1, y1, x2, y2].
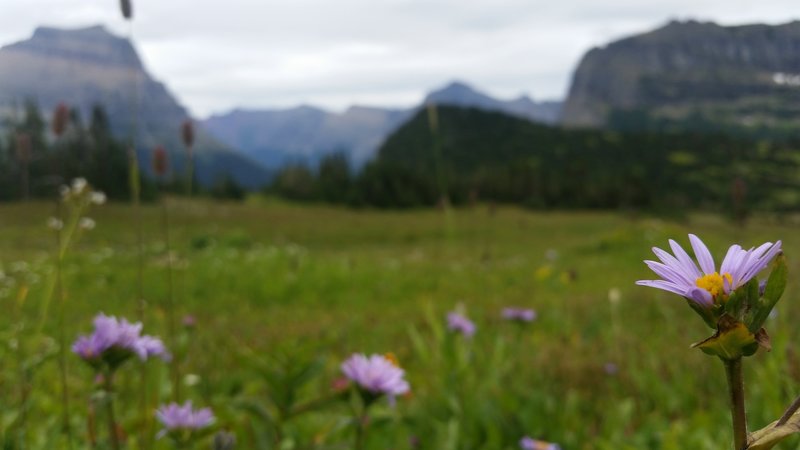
[636, 234, 781, 309]
[182, 314, 196, 328]
[608, 287, 622, 304]
[604, 362, 619, 376]
[447, 311, 476, 337]
[72, 313, 170, 371]
[47, 217, 64, 230]
[341, 353, 410, 402]
[212, 431, 236, 450]
[72, 177, 88, 194]
[90, 191, 106, 205]
[156, 401, 214, 438]
[79, 217, 96, 231]
[502, 307, 537, 323]
[520, 436, 561, 450]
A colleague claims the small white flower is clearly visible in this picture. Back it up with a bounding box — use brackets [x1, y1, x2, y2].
[183, 373, 201, 387]
[71, 177, 88, 194]
[79, 217, 96, 231]
[608, 288, 622, 305]
[90, 191, 106, 205]
[47, 217, 64, 230]
[59, 185, 70, 199]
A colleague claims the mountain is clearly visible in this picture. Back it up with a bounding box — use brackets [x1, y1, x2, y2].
[562, 20, 800, 131]
[203, 104, 411, 168]
[424, 81, 561, 123]
[0, 25, 269, 187]
[203, 81, 561, 169]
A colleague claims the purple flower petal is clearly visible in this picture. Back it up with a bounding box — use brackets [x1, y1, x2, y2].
[689, 234, 715, 275]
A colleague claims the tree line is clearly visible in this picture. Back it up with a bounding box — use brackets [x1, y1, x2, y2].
[267, 106, 800, 216]
[0, 100, 245, 201]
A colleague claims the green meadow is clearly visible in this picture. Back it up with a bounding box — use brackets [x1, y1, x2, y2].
[1, 199, 798, 449]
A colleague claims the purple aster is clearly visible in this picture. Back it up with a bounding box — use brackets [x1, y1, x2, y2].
[156, 401, 215, 438]
[341, 353, 410, 400]
[502, 307, 537, 323]
[72, 313, 170, 369]
[447, 311, 476, 337]
[636, 234, 782, 308]
[520, 436, 561, 450]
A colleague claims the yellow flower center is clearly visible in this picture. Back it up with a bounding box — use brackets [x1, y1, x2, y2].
[384, 352, 400, 367]
[696, 272, 733, 302]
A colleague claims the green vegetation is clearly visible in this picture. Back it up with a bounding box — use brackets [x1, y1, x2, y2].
[1, 199, 799, 449]
[267, 106, 800, 213]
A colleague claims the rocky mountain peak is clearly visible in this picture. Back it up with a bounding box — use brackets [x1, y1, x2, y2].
[6, 25, 142, 70]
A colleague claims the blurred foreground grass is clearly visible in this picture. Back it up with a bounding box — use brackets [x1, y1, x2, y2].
[1, 198, 799, 449]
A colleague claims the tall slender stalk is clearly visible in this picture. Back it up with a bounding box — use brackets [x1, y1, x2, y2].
[161, 197, 180, 401]
[426, 103, 454, 242]
[724, 358, 747, 450]
[104, 371, 121, 450]
[54, 201, 74, 449]
[124, 13, 151, 446]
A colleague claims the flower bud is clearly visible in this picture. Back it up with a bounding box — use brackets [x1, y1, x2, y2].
[181, 120, 194, 148]
[52, 102, 70, 137]
[120, 0, 133, 20]
[152, 146, 169, 177]
[213, 431, 236, 450]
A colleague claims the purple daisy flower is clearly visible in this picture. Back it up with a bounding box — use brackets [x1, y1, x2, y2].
[72, 313, 170, 369]
[156, 401, 215, 438]
[447, 311, 476, 337]
[520, 436, 561, 450]
[636, 234, 782, 308]
[341, 353, 410, 400]
[502, 307, 537, 323]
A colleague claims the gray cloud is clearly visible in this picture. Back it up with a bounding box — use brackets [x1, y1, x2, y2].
[1, 0, 798, 117]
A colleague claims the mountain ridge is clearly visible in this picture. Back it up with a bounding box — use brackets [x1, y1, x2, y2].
[202, 80, 562, 169]
[561, 19, 800, 130]
[0, 25, 270, 188]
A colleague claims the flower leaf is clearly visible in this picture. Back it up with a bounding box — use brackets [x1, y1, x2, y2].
[748, 255, 787, 333]
[692, 314, 758, 360]
[748, 411, 800, 450]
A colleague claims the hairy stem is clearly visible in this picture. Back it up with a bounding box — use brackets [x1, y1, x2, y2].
[724, 358, 747, 450]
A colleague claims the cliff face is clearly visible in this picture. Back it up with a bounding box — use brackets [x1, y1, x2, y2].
[561, 20, 800, 129]
[0, 26, 269, 187]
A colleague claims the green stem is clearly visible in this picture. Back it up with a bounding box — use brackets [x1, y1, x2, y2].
[354, 414, 366, 450]
[54, 202, 75, 449]
[724, 358, 747, 450]
[161, 198, 180, 402]
[104, 372, 121, 450]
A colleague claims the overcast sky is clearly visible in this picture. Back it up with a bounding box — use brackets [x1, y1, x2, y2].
[1, 1, 798, 117]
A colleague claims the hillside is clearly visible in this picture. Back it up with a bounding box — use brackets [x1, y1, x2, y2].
[203, 81, 561, 169]
[562, 20, 800, 132]
[368, 105, 800, 210]
[0, 25, 269, 187]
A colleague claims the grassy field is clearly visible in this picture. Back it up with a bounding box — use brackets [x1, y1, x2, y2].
[1, 198, 799, 449]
